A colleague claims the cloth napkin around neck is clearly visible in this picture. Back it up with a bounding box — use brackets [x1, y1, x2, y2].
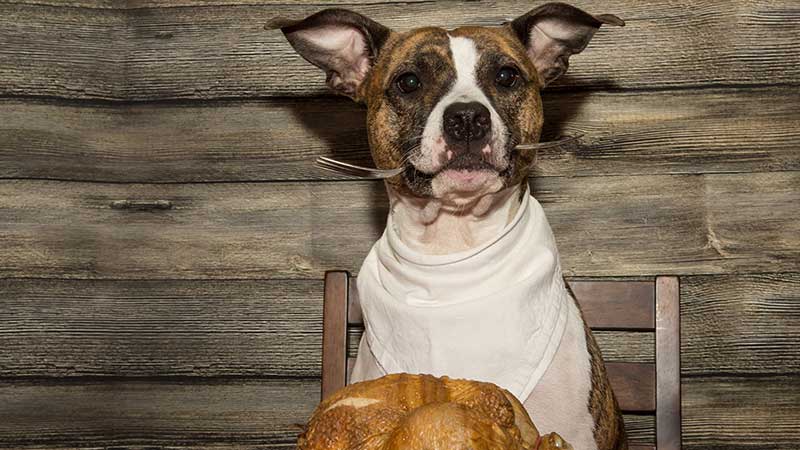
[356, 186, 570, 400]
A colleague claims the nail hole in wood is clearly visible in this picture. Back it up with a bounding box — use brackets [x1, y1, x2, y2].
[110, 200, 173, 211]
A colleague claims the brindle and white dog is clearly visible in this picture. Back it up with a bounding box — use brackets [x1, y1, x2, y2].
[273, 4, 626, 449]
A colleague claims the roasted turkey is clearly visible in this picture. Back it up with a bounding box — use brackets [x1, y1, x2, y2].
[298, 373, 572, 450]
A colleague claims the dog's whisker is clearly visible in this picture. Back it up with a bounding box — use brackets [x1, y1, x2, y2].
[315, 157, 405, 179]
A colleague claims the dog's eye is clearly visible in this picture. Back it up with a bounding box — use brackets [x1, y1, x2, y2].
[396, 73, 422, 94]
[496, 66, 520, 88]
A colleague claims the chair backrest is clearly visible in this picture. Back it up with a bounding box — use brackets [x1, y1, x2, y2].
[322, 271, 680, 450]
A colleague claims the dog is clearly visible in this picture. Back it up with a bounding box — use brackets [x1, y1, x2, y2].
[273, 4, 626, 449]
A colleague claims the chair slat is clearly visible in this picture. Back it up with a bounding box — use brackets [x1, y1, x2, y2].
[321, 271, 349, 400]
[656, 277, 681, 450]
[606, 362, 656, 413]
[569, 280, 655, 330]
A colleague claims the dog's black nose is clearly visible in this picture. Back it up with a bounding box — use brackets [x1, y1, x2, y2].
[443, 101, 492, 143]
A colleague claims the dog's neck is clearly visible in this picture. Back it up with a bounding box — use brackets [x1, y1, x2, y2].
[386, 183, 525, 255]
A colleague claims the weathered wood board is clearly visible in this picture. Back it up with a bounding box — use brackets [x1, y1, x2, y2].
[1, 275, 797, 378]
[681, 274, 800, 376]
[0, 279, 324, 378]
[0, 378, 318, 449]
[2, 87, 798, 182]
[1, 1, 799, 100]
[1, 173, 797, 280]
[681, 376, 800, 449]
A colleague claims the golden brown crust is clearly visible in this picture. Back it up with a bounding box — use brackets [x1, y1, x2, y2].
[383, 402, 523, 450]
[298, 373, 572, 450]
[499, 387, 540, 444]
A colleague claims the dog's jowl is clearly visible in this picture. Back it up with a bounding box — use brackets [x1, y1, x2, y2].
[273, 4, 626, 449]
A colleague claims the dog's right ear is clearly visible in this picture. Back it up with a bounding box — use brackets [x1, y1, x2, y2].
[267, 9, 392, 100]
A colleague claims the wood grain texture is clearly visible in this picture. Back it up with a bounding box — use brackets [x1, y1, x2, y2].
[0, 378, 317, 449]
[0, 279, 324, 377]
[682, 376, 800, 449]
[681, 273, 800, 376]
[5, 0, 445, 6]
[1, 0, 432, 7]
[0, 180, 318, 280]
[624, 415, 655, 447]
[629, 446, 653, 450]
[3, 88, 797, 183]
[3, 274, 798, 378]
[0, 4, 127, 99]
[1, 376, 796, 449]
[2, 172, 797, 280]
[2, 1, 799, 100]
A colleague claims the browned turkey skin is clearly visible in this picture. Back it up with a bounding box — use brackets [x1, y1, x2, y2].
[298, 373, 572, 450]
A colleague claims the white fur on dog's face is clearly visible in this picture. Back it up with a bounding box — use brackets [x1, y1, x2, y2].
[414, 36, 509, 203]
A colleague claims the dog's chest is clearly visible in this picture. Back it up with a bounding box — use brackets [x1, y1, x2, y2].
[523, 298, 597, 450]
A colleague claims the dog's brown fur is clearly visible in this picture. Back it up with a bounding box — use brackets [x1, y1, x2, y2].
[585, 323, 628, 450]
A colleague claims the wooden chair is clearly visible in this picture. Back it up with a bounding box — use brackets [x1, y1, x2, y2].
[322, 271, 681, 450]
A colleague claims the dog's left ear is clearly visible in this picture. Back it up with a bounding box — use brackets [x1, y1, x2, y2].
[267, 9, 392, 99]
[509, 3, 624, 87]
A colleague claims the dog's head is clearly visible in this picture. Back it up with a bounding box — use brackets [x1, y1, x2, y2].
[272, 4, 622, 203]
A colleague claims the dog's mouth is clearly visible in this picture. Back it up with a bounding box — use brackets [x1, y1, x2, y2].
[401, 147, 515, 199]
[411, 148, 513, 177]
[411, 143, 508, 170]
[442, 152, 497, 172]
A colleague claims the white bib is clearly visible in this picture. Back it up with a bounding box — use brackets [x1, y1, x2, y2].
[355, 187, 570, 400]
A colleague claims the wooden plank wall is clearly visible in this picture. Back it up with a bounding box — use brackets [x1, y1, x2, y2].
[0, 0, 798, 448]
